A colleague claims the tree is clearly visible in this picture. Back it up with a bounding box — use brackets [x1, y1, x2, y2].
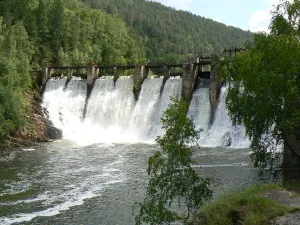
[87, 0, 253, 63]
[217, 0, 300, 179]
[0, 18, 33, 139]
[135, 96, 212, 225]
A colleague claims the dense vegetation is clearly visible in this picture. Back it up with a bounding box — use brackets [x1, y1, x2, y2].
[218, 0, 300, 178]
[0, 18, 32, 139]
[135, 97, 211, 225]
[85, 0, 253, 63]
[0, 0, 144, 67]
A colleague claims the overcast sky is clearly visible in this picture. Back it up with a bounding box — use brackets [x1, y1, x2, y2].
[150, 0, 282, 32]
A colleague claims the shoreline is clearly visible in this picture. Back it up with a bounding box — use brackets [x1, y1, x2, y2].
[0, 92, 62, 152]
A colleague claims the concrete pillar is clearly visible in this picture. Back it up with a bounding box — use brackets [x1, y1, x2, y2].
[87, 65, 97, 86]
[163, 66, 170, 84]
[95, 67, 99, 78]
[182, 63, 198, 103]
[67, 68, 73, 81]
[42, 66, 49, 85]
[133, 66, 145, 101]
[144, 66, 150, 80]
[209, 62, 221, 124]
[113, 67, 119, 84]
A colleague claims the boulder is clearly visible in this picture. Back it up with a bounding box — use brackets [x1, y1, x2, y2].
[44, 124, 63, 140]
[222, 132, 232, 147]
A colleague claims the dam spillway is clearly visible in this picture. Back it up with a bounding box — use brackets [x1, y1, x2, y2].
[42, 76, 250, 147]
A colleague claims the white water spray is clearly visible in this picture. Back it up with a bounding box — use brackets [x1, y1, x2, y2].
[43, 78, 250, 147]
[201, 87, 250, 148]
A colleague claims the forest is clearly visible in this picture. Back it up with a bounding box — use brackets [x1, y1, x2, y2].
[85, 0, 253, 63]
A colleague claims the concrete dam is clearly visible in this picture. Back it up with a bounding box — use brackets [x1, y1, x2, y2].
[42, 61, 250, 148]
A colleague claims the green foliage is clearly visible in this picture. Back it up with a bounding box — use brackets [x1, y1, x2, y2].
[217, 0, 300, 176]
[195, 184, 291, 225]
[0, 0, 145, 66]
[135, 96, 212, 225]
[86, 0, 253, 63]
[0, 0, 146, 141]
[0, 18, 32, 139]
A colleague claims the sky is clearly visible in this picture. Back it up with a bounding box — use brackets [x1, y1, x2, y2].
[150, 0, 282, 32]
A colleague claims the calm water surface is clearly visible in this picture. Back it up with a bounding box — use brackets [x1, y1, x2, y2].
[0, 141, 261, 225]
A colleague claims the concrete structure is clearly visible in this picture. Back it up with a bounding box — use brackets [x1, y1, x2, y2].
[182, 63, 199, 103]
[42, 58, 217, 105]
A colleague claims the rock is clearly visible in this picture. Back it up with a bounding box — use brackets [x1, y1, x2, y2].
[44, 125, 62, 140]
[44, 118, 54, 126]
[222, 132, 232, 146]
[266, 190, 300, 225]
[272, 211, 300, 225]
[33, 113, 61, 140]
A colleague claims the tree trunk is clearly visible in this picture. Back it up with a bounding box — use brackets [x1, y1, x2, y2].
[282, 139, 300, 181]
[283, 129, 300, 157]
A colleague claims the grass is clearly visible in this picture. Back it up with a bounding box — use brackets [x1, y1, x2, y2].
[191, 183, 294, 225]
[283, 181, 300, 195]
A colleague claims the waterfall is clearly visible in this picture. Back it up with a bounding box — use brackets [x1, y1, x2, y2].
[42, 77, 87, 140]
[200, 87, 251, 148]
[85, 78, 135, 129]
[187, 87, 211, 142]
[149, 77, 183, 139]
[128, 77, 164, 140]
[42, 77, 250, 148]
[42, 78, 67, 129]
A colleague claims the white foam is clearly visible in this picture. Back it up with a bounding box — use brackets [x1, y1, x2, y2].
[0, 176, 124, 225]
[192, 162, 249, 168]
[1, 191, 97, 225]
[22, 148, 36, 151]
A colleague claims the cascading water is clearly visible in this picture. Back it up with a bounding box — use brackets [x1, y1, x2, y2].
[84, 78, 115, 128]
[42, 76, 183, 144]
[42, 77, 250, 148]
[42, 77, 87, 140]
[200, 86, 251, 148]
[187, 87, 211, 142]
[42, 78, 67, 129]
[148, 77, 183, 138]
[128, 77, 164, 141]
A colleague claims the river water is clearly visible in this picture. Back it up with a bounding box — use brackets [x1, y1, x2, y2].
[0, 77, 260, 224]
[0, 141, 260, 225]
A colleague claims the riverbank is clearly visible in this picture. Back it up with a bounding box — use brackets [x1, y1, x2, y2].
[191, 183, 300, 225]
[0, 92, 62, 151]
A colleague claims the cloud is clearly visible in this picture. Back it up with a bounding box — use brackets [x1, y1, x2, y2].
[213, 17, 222, 23]
[248, 9, 272, 32]
[150, 0, 194, 10]
[247, 0, 282, 32]
[265, 0, 280, 5]
[247, 0, 292, 32]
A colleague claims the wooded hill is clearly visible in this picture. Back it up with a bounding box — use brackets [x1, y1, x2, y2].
[0, 0, 144, 141]
[84, 0, 253, 63]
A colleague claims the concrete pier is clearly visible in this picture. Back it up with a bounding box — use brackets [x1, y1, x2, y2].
[133, 66, 145, 101]
[87, 65, 98, 87]
[209, 62, 221, 124]
[182, 63, 199, 103]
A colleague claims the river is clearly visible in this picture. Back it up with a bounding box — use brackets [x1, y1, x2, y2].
[0, 141, 260, 225]
[0, 76, 261, 224]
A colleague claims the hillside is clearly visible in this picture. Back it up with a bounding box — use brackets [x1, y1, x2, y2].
[0, 0, 144, 142]
[85, 0, 253, 63]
